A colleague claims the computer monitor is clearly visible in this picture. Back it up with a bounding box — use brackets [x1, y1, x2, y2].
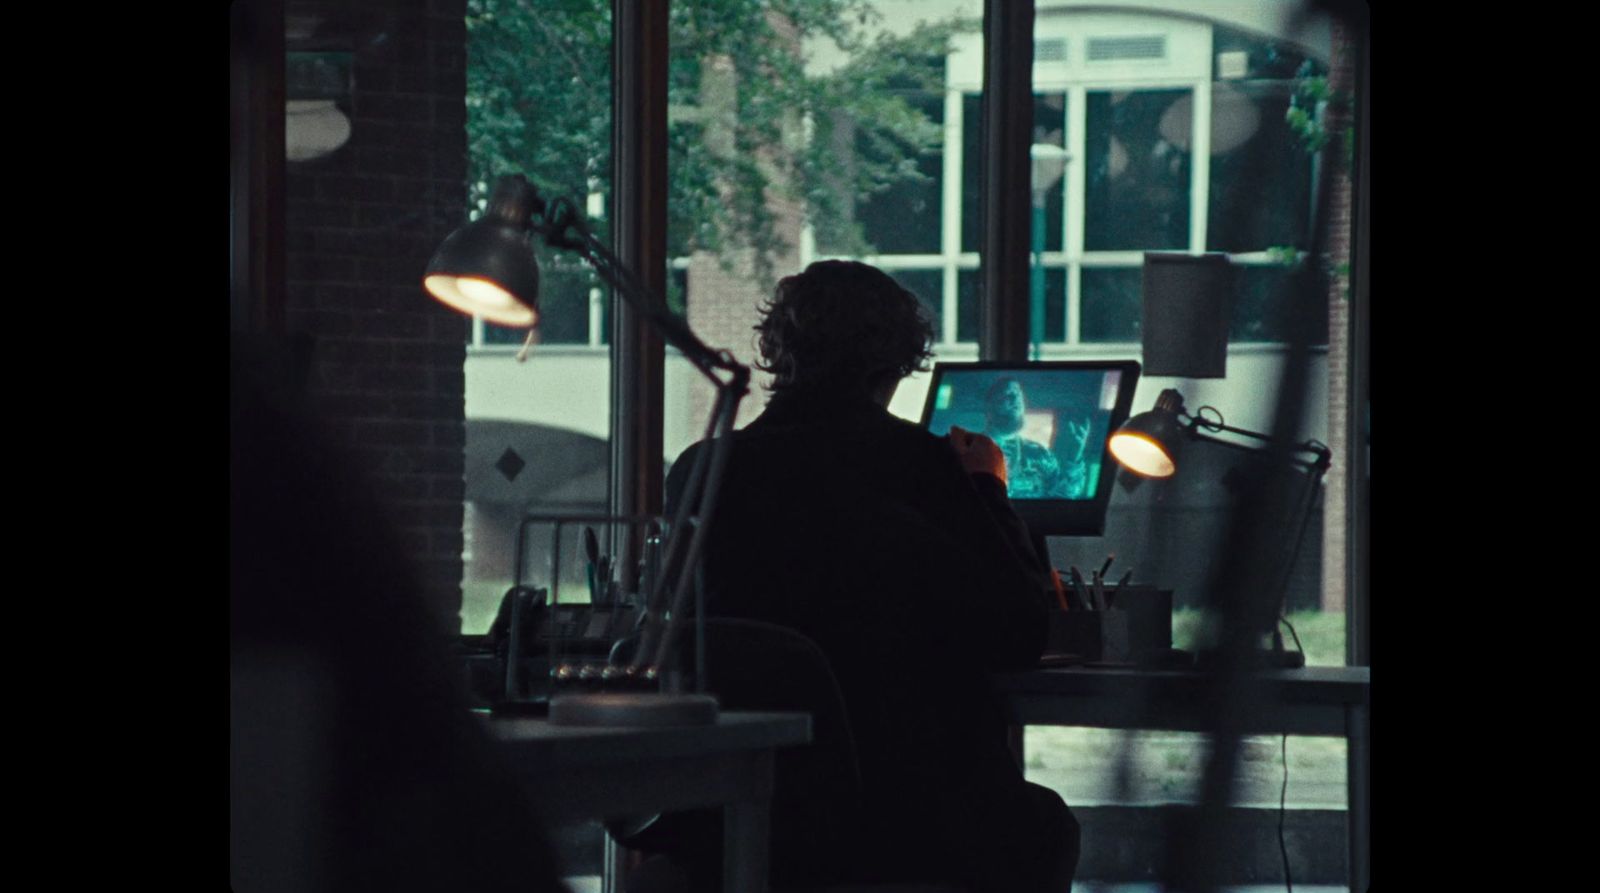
[919, 360, 1141, 537]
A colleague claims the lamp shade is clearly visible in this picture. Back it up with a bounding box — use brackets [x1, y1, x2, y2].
[1107, 389, 1188, 478]
[423, 218, 541, 327]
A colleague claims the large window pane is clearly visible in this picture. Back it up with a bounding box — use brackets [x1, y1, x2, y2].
[1084, 89, 1191, 251]
[461, 0, 614, 632]
[665, 0, 982, 454]
[1208, 86, 1314, 253]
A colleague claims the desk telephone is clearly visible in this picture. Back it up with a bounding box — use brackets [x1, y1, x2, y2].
[463, 586, 647, 706]
[485, 585, 641, 656]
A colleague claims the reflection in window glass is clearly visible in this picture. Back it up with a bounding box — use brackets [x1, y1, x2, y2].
[1084, 89, 1191, 251]
[1208, 87, 1313, 253]
[1233, 264, 1329, 345]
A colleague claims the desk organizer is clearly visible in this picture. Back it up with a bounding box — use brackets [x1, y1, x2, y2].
[1046, 586, 1173, 663]
[1049, 609, 1131, 662]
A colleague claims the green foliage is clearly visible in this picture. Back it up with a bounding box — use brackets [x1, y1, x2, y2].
[466, 0, 970, 291]
[1171, 608, 1346, 666]
[1284, 61, 1330, 154]
[1265, 245, 1307, 268]
[1283, 57, 1361, 159]
[466, 0, 613, 214]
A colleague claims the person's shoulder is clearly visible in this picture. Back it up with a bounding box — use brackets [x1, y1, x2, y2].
[868, 408, 951, 452]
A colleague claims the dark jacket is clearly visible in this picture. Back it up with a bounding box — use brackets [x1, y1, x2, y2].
[667, 387, 1062, 887]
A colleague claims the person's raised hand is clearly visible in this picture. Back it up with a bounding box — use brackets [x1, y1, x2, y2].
[947, 425, 1007, 485]
[1067, 419, 1091, 459]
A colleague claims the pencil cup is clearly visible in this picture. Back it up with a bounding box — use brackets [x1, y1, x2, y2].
[1048, 609, 1131, 663]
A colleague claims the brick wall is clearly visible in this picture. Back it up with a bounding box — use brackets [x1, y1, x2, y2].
[283, 0, 469, 621]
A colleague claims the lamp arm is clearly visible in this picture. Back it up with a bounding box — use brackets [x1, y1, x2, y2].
[537, 196, 748, 389]
[515, 185, 751, 685]
[1182, 416, 1332, 634]
[1185, 417, 1332, 475]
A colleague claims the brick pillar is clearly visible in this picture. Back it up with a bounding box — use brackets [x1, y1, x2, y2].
[283, 0, 469, 623]
[685, 187, 803, 429]
[1319, 19, 1357, 614]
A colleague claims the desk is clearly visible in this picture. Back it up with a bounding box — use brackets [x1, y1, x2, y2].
[993, 666, 1369, 893]
[487, 711, 812, 893]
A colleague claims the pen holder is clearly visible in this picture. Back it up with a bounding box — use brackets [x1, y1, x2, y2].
[1111, 587, 1174, 653]
[1049, 609, 1131, 663]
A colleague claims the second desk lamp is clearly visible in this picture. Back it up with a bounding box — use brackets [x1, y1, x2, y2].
[1108, 389, 1330, 669]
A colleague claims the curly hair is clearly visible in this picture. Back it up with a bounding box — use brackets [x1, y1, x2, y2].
[754, 260, 936, 394]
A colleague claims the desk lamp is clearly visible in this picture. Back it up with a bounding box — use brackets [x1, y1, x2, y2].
[1108, 389, 1331, 669]
[425, 174, 750, 726]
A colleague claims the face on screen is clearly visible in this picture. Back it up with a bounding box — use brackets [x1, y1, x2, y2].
[927, 368, 1124, 501]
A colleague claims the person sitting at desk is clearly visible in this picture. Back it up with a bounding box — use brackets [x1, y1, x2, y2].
[665, 260, 1080, 893]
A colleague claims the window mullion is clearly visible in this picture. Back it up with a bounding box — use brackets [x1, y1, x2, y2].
[1065, 84, 1087, 345]
[1190, 79, 1212, 253]
[941, 87, 964, 346]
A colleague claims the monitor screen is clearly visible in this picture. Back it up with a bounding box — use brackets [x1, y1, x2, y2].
[920, 360, 1141, 536]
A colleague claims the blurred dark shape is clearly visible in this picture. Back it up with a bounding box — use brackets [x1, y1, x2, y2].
[230, 340, 570, 893]
[1141, 252, 1233, 379]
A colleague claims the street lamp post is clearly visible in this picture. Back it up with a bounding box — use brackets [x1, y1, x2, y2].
[1029, 143, 1071, 358]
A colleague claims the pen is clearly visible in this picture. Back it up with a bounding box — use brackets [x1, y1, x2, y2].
[1068, 566, 1093, 611]
[1091, 571, 1107, 612]
[1098, 554, 1115, 581]
[583, 527, 600, 602]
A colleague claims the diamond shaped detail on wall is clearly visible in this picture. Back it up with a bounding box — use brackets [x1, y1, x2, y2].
[495, 447, 526, 483]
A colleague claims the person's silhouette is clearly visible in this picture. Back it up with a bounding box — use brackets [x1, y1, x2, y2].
[661, 261, 1081, 893]
[231, 347, 570, 893]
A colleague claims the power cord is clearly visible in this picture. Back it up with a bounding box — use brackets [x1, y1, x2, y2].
[1279, 614, 1306, 654]
[1276, 615, 1306, 893]
[1279, 734, 1293, 893]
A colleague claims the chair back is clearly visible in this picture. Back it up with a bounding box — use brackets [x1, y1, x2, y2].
[612, 617, 869, 885]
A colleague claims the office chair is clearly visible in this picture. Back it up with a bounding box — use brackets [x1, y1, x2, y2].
[607, 617, 969, 893]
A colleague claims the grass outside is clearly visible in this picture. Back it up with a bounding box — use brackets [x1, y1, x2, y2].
[461, 577, 598, 635]
[1172, 608, 1346, 667]
[1024, 726, 1347, 808]
[1028, 608, 1349, 808]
